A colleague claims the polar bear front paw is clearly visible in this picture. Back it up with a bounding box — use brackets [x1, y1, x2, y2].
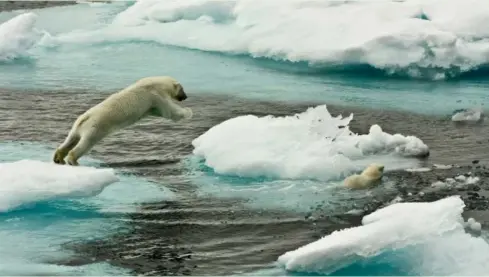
[183, 107, 193, 120]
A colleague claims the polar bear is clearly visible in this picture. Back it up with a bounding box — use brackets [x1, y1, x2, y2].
[53, 76, 192, 166]
[343, 164, 384, 190]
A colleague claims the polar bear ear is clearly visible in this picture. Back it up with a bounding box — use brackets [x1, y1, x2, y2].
[173, 82, 182, 94]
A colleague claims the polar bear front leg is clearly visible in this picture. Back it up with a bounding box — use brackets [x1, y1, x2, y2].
[153, 95, 193, 121]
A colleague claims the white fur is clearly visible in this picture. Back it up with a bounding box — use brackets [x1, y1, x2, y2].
[53, 76, 192, 166]
[344, 163, 384, 190]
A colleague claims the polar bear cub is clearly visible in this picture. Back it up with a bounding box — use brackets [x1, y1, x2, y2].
[344, 164, 384, 189]
[53, 76, 192, 166]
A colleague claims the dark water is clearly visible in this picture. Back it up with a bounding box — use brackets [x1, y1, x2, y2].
[3, 88, 488, 164]
[1, 88, 489, 275]
[0, 1, 75, 12]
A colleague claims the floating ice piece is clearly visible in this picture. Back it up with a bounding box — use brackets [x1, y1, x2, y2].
[0, 12, 44, 61]
[102, 0, 489, 80]
[466, 217, 482, 232]
[405, 167, 431, 172]
[431, 174, 479, 189]
[277, 196, 489, 275]
[433, 164, 453, 170]
[0, 159, 118, 212]
[451, 108, 484, 123]
[193, 105, 429, 181]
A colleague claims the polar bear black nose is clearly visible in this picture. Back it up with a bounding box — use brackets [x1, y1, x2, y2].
[177, 88, 187, 101]
[177, 94, 187, 101]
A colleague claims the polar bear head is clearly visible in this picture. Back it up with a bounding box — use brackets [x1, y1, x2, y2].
[145, 76, 188, 102]
[171, 80, 187, 102]
[361, 163, 384, 180]
[164, 77, 187, 102]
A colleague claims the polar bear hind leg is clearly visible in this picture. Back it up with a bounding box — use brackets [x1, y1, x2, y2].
[66, 127, 106, 166]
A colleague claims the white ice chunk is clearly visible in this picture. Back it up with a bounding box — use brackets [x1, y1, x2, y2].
[0, 160, 118, 212]
[192, 105, 428, 181]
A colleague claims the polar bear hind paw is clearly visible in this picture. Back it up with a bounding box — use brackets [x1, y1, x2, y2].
[66, 152, 79, 166]
[53, 149, 66, 165]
